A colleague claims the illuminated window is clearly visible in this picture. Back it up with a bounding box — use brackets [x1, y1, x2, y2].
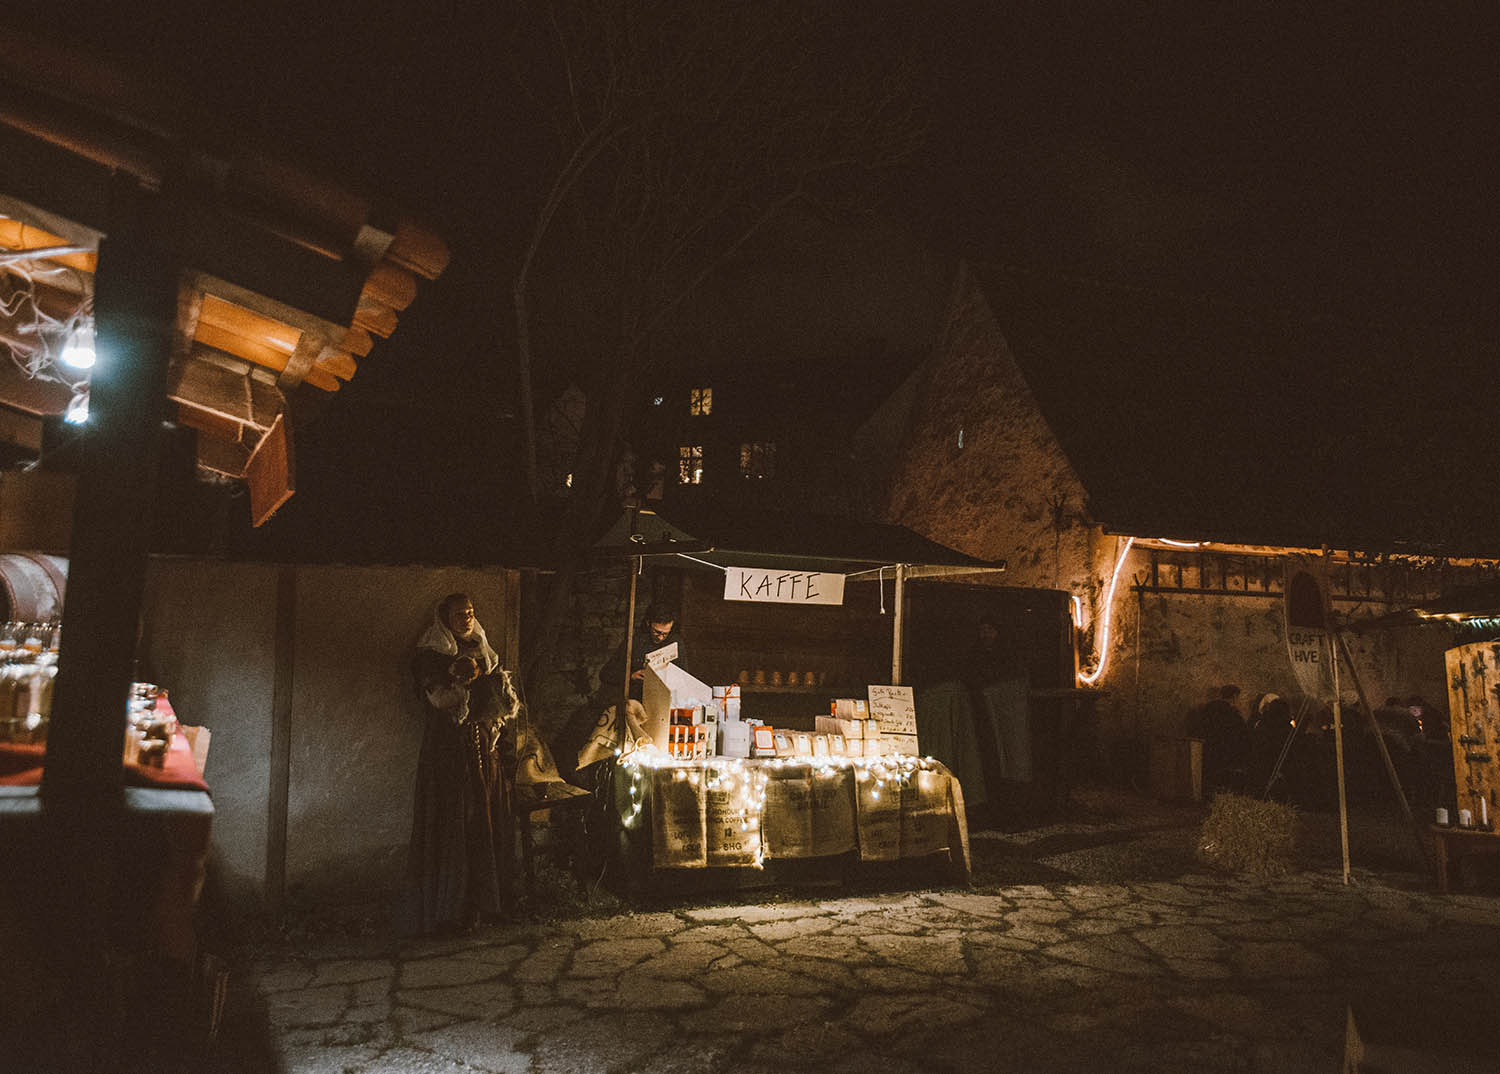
[564, 472, 573, 488]
[739, 441, 776, 479]
[652, 396, 664, 407]
[678, 445, 704, 484]
[689, 387, 713, 416]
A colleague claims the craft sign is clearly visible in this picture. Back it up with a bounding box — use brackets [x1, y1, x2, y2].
[867, 684, 917, 736]
[723, 566, 845, 605]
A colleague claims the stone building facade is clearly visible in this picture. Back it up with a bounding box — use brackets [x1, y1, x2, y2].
[861, 262, 1495, 748]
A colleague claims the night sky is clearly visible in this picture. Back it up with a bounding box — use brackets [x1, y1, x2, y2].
[18, 4, 1499, 555]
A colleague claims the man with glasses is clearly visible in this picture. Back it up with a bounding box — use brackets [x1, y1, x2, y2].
[622, 603, 682, 701]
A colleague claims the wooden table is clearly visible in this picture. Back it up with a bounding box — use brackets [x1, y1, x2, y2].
[1429, 824, 1500, 893]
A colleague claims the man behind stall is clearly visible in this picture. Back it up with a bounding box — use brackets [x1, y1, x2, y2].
[551, 602, 684, 786]
[606, 602, 683, 702]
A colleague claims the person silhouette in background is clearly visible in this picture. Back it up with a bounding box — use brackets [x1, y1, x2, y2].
[1191, 684, 1251, 796]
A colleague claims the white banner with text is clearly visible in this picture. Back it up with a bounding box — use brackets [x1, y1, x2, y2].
[723, 566, 845, 605]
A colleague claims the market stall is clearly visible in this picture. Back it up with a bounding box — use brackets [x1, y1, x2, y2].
[0, 26, 449, 1066]
[588, 507, 1005, 890]
[1, 682, 211, 963]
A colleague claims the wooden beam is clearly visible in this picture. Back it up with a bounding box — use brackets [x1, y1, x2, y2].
[361, 260, 419, 310]
[353, 292, 398, 338]
[276, 328, 325, 389]
[266, 565, 296, 910]
[45, 180, 176, 798]
[387, 220, 451, 280]
[169, 352, 281, 431]
[0, 403, 42, 451]
[302, 367, 340, 392]
[0, 217, 97, 272]
[0, 359, 73, 416]
[339, 326, 374, 357]
[175, 399, 241, 443]
[0, 192, 104, 251]
[313, 349, 357, 381]
[194, 433, 250, 478]
[245, 411, 294, 525]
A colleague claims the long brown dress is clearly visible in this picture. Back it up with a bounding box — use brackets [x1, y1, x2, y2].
[400, 636, 515, 935]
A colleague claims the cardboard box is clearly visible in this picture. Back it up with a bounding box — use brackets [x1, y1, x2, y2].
[641, 661, 714, 752]
[883, 732, 920, 758]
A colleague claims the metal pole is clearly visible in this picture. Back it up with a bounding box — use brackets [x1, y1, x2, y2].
[1330, 632, 1352, 885]
[891, 563, 907, 684]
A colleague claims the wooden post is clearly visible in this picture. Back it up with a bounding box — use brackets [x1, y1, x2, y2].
[1330, 632, 1352, 885]
[265, 565, 296, 910]
[617, 554, 639, 747]
[33, 175, 178, 1071]
[44, 180, 176, 797]
[1334, 631, 1432, 870]
[890, 563, 907, 685]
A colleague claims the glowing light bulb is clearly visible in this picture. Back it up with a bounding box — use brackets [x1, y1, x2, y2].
[63, 392, 89, 424]
[60, 332, 95, 370]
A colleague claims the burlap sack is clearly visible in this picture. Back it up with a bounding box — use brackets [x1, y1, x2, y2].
[651, 766, 707, 868]
[578, 699, 652, 770]
[762, 765, 815, 859]
[705, 767, 763, 867]
[856, 768, 901, 861]
[900, 768, 952, 858]
[809, 766, 856, 856]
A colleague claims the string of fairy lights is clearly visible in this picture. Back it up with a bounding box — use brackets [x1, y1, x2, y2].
[615, 746, 946, 866]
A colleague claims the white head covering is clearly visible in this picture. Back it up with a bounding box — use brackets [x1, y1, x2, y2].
[417, 600, 499, 674]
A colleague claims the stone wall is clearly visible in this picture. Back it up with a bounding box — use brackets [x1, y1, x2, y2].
[1095, 556, 1456, 742]
[525, 562, 633, 740]
[877, 263, 1107, 614]
[871, 263, 1463, 749]
[141, 559, 520, 906]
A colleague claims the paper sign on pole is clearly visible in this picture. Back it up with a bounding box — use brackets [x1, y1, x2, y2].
[724, 566, 844, 606]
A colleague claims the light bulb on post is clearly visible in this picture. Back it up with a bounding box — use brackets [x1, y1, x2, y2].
[63, 390, 89, 424]
[60, 330, 95, 370]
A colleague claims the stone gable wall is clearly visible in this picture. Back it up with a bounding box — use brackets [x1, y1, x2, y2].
[876, 265, 1460, 749]
[880, 264, 1105, 605]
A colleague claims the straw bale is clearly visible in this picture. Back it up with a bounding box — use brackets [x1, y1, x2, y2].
[1197, 793, 1297, 876]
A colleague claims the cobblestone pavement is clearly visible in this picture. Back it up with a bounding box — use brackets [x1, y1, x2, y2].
[234, 865, 1500, 1073]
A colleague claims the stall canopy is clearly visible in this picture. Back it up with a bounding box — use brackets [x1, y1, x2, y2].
[594, 504, 1007, 578]
[0, 26, 450, 527]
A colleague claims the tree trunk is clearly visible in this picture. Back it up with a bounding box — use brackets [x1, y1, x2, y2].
[523, 344, 636, 694]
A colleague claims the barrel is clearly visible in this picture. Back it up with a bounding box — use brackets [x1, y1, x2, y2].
[0, 553, 67, 622]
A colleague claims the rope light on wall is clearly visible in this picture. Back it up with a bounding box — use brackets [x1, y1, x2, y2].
[1078, 536, 1136, 686]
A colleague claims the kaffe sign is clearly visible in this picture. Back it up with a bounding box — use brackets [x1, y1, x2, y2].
[723, 566, 845, 605]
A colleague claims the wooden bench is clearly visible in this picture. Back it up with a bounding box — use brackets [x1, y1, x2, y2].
[1429, 824, 1500, 893]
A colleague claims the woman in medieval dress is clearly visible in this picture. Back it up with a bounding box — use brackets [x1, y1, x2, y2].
[398, 592, 519, 935]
